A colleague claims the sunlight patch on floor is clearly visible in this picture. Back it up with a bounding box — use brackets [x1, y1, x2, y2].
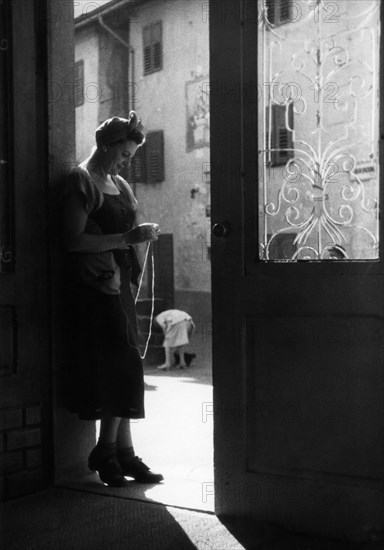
[166, 507, 247, 550]
[93, 370, 214, 512]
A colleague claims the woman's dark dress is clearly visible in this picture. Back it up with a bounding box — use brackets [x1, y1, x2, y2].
[64, 172, 145, 420]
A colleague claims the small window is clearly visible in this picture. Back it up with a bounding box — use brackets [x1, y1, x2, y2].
[266, 0, 291, 26]
[143, 21, 162, 75]
[129, 131, 164, 183]
[74, 60, 84, 108]
[267, 103, 294, 167]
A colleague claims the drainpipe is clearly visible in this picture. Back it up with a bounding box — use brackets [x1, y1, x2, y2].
[129, 44, 135, 113]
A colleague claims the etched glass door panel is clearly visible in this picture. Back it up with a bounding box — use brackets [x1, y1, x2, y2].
[258, 0, 381, 260]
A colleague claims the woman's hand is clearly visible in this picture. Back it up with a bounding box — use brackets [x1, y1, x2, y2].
[122, 223, 160, 245]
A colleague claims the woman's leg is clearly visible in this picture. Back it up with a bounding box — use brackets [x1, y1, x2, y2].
[88, 412, 125, 487]
[116, 418, 135, 466]
[116, 418, 134, 452]
[116, 417, 164, 483]
[98, 411, 121, 445]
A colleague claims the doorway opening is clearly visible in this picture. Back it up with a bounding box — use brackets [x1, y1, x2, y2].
[73, 0, 213, 512]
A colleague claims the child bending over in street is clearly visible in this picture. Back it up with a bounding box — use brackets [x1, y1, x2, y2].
[155, 309, 196, 370]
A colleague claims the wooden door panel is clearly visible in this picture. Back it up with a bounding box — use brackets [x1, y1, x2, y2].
[0, 306, 16, 378]
[246, 315, 383, 478]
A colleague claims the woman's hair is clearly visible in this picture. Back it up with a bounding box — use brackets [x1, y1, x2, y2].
[109, 129, 145, 147]
[95, 112, 145, 148]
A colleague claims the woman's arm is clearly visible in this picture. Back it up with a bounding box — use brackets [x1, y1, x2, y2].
[62, 193, 125, 253]
[62, 193, 158, 253]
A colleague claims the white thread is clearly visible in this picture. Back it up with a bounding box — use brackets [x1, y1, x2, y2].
[135, 241, 151, 303]
[135, 241, 155, 360]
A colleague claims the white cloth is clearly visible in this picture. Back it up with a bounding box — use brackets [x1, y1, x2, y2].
[155, 310, 195, 348]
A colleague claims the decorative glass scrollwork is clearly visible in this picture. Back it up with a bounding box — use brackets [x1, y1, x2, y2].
[258, 0, 381, 261]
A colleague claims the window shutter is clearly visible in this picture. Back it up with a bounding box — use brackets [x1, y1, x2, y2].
[144, 46, 152, 74]
[271, 103, 294, 166]
[266, 0, 276, 24]
[280, 0, 291, 23]
[266, 0, 291, 26]
[153, 42, 162, 70]
[74, 60, 84, 107]
[143, 26, 152, 75]
[152, 22, 162, 70]
[146, 131, 164, 183]
[143, 21, 162, 75]
[129, 143, 147, 183]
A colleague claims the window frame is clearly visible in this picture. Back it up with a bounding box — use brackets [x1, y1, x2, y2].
[243, 0, 384, 270]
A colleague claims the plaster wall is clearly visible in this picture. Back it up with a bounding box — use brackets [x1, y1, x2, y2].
[123, 0, 211, 294]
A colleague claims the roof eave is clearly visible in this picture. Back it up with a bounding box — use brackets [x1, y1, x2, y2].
[74, 0, 138, 29]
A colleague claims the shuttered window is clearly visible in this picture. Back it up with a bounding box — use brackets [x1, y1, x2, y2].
[266, 0, 275, 24]
[266, 0, 291, 26]
[129, 143, 147, 183]
[74, 60, 84, 107]
[129, 131, 164, 183]
[268, 103, 294, 167]
[280, 1, 291, 22]
[146, 131, 164, 182]
[143, 21, 162, 75]
[143, 26, 152, 75]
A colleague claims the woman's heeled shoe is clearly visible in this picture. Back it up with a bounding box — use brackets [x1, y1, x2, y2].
[117, 455, 164, 483]
[88, 449, 126, 487]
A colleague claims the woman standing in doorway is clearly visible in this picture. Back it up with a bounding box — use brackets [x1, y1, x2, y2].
[62, 112, 163, 487]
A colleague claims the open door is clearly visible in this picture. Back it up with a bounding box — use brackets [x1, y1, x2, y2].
[210, 0, 383, 541]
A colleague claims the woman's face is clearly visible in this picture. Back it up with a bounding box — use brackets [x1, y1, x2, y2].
[104, 140, 139, 176]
